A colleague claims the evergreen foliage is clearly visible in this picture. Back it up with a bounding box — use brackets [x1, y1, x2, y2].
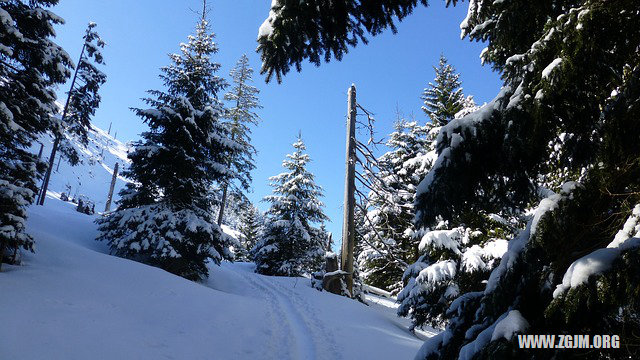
[413, 0, 640, 359]
[96, 18, 238, 281]
[358, 119, 436, 294]
[253, 134, 329, 276]
[56, 22, 107, 166]
[421, 55, 465, 126]
[237, 204, 263, 261]
[217, 54, 262, 225]
[0, 0, 72, 267]
[223, 54, 261, 191]
[257, 0, 428, 82]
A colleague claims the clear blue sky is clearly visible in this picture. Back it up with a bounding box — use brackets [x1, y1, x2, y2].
[50, 0, 502, 244]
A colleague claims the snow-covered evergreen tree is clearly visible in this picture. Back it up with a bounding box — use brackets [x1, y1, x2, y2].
[96, 17, 238, 281]
[237, 204, 263, 261]
[421, 55, 465, 126]
[253, 134, 329, 276]
[358, 119, 437, 294]
[413, 1, 640, 359]
[0, 0, 72, 268]
[56, 22, 107, 166]
[217, 54, 262, 225]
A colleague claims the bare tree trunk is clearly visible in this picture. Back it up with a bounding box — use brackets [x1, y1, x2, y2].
[104, 162, 119, 212]
[38, 135, 60, 205]
[341, 84, 357, 295]
[217, 184, 228, 226]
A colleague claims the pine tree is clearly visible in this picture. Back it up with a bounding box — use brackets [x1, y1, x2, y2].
[217, 54, 262, 225]
[253, 134, 329, 276]
[96, 17, 238, 281]
[421, 55, 464, 126]
[358, 119, 436, 294]
[0, 1, 72, 268]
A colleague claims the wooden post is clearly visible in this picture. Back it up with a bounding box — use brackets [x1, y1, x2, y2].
[56, 154, 62, 171]
[107, 121, 112, 135]
[37, 143, 44, 159]
[341, 84, 357, 295]
[104, 162, 119, 212]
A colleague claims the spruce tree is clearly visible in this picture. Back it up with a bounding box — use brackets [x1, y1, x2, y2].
[96, 17, 238, 281]
[413, 1, 640, 359]
[0, 1, 72, 268]
[237, 204, 263, 261]
[421, 55, 464, 126]
[217, 54, 262, 225]
[253, 134, 329, 276]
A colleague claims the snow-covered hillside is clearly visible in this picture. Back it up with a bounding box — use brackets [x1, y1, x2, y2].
[0, 199, 433, 359]
[35, 122, 131, 211]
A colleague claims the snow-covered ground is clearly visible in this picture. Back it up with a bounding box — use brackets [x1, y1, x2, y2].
[35, 122, 131, 211]
[0, 198, 432, 359]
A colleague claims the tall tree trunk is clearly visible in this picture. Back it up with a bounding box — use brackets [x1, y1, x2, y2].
[341, 84, 357, 295]
[217, 184, 228, 226]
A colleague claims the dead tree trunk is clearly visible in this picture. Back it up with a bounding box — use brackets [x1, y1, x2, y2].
[341, 84, 357, 295]
[217, 184, 228, 226]
[104, 162, 119, 212]
[39, 42, 87, 206]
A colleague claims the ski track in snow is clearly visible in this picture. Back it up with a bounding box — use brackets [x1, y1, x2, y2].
[240, 270, 342, 360]
[239, 271, 295, 359]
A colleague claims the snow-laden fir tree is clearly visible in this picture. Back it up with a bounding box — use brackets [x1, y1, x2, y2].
[235, 204, 263, 261]
[217, 54, 262, 225]
[53, 22, 106, 167]
[0, 0, 72, 268]
[59, 23, 106, 160]
[421, 55, 465, 126]
[96, 16, 239, 281]
[252, 134, 329, 276]
[357, 119, 437, 294]
[412, 0, 640, 359]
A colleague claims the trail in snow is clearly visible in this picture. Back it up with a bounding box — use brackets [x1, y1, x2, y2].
[1, 198, 429, 359]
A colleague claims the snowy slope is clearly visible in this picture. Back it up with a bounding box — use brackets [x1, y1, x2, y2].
[35, 122, 131, 211]
[0, 199, 428, 359]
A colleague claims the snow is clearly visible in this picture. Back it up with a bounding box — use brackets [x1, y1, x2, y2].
[416, 260, 457, 289]
[553, 204, 640, 298]
[457, 312, 508, 360]
[418, 228, 463, 254]
[0, 198, 428, 359]
[491, 310, 529, 341]
[485, 183, 576, 293]
[542, 58, 563, 79]
[415, 86, 511, 202]
[258, 0, 279, 39]
[34, 121, 131, 211]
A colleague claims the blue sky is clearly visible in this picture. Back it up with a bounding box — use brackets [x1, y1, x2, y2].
[50, 0, 502, 244]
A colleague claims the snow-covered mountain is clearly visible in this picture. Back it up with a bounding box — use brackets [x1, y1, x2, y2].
[35, 122, 131, 211]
